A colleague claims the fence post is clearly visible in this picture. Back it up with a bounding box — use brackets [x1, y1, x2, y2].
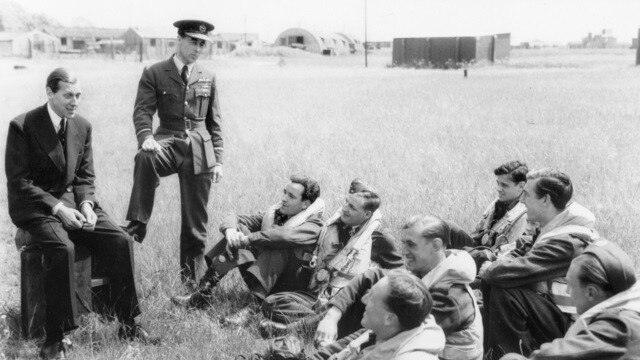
[139, 41, 143, 62]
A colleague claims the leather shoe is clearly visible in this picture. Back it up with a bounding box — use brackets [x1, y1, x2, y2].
[39, 339, 70, 360]
[222, 306, 256, 327]
[258, 319, 289, 338]
[122, 221, 147, 243]
[118, 323, 161, 345]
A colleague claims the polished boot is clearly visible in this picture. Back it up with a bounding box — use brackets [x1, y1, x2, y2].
[171, 266, 221, 309]
[122, 221, 147, 243]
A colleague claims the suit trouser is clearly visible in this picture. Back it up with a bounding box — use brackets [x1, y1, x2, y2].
[126, 137, 212, 282]
[25, 206, 140, 336]
[481, 283, 572, 359]
[205, 237, 312, 301]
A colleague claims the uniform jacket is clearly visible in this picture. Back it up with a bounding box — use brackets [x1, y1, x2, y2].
[6, 104, 96, 227]
[133, 57, 223, 174]
[350, 317, 445, 360]
[529, 282, 640, 360]
[219, 210, 324, 260]
[482, 202, 596, 298]
[330, 252, 482, 360]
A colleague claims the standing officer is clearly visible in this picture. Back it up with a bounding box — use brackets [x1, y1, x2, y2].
[123, 19, 224, 284]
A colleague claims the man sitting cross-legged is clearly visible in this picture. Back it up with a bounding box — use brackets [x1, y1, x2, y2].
[328, 269, 446, 360]
[171, 175, 324, 325]
[479, 168, 597, 359]
[311, 215, 483, 360]
[500, 240, 640, 360]
[258, 179, 403, 337]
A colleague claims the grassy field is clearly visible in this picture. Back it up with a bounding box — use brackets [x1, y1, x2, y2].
[1, 48, 640, 359]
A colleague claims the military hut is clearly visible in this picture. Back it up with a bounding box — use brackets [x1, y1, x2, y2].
[122, 27, 214, 59]
[274, 28, 361, 55]
[0, 30, 60, 57]
[392, 33, 511, 67]
[45, 26, 125, 53]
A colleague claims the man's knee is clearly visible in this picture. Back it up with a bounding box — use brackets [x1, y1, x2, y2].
[134, 150, 156, 166]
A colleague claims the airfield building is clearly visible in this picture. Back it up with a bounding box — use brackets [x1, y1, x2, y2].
[392, 33, 511, 68]
[0, 29, 60, 57]
[274, 28, 363, 55]
[45, 26, 125, 53]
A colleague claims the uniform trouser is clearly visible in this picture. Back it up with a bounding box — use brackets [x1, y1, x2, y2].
[261, 291, 366, 338]
[126, 137, 212, 282]
[205, 237, 312, 301]
[25, 207, 140, 337]
[481, 283, 572, 359]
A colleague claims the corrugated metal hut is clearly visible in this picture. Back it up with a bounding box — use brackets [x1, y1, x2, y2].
[393, 33, 511, 67]
[0, 30, 60, 57]
[274, 28, 359, 55]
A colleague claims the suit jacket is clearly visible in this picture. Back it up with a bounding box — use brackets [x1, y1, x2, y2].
[5, 104, 96, 227]
[132, 57, 224, 174]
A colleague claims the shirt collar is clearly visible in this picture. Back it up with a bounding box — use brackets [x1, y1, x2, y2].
[173, 54, 195, 78]
[47, 102, 63, 130]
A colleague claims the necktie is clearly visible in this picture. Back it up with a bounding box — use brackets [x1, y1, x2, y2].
[57, 118, 66, 149]
[181, 65, 188, 84]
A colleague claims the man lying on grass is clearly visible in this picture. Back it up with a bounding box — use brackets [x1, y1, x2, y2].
[258, 178, 403, 338]
[310, 215, 483, 360]
[171, 175, 324, 325]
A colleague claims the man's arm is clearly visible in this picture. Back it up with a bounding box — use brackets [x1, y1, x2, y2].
[5, 121, 60, 214]
[72, 121, 96, 207]
[246, 212, 324, 249]
[430, 285, 474, 335]
[370, 231, 403, 269]
[206, 74, 223, 166]
[328, 268, 386, 314]
[133, 66, 157, 147]
[482, 238, 577, 287]
[531, 314, 630, 360]
[219, 212, 264, 234]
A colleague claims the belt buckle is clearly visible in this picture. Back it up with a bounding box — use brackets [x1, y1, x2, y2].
[185, 119, 192, 133]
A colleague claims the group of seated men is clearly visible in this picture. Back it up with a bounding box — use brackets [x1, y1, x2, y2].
[168, 160, 640, 360]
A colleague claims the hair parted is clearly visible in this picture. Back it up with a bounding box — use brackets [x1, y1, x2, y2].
[383, 269, 432, 331]
[402, 214, 451, 249]
[289, 175, 320, 203]
[494, 160, 529, 183]
[352, 190, 381, 212]
[46, 68, 77, 93]
[526, 168, 573, 210]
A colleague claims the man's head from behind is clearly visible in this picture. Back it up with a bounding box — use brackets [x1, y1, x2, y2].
[493, 160, 528, 202]
[340, 190, 380, 227]
[46, 68, 81, 119]
[401, 215, 450, 277]
[567, 240, 637, 315]
[279, 175, 320, 217]
[361, 269, 432, 341]
[520, 168, 572, 226]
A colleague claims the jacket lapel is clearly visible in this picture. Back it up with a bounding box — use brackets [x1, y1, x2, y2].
[64, 117, 80, 183]
[33, 105, 65, 172]
[164, 56, 184, 86]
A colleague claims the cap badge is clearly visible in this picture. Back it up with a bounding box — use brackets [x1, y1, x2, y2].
[199, 24, 206, 33]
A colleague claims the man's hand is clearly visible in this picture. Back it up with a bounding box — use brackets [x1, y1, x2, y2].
[213, 165, 223, 183]
[478, 260, 492, 278]
[314, 307, 342, 348]
[80, 202, 97, 231]
[56, 205, 86, 230]
[225, 228, 248, 249]
[141, 137, 161, 153]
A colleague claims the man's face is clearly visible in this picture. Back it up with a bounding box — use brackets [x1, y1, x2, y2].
[361, 278, 393, 335]
[177, 35, 207, 64]
[495, 174, 525, 202]
[519, 179, 545, 223]
[280, 182, 308, 216]
[401, 226, 438, 275]
[47, 81, 81, 119]
[566, 262, 592, 315]
[340, 194, 371, 227]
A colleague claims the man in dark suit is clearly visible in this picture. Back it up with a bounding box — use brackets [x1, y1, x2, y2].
[122, 19, 224, 285]
[5, 68, 157, 359]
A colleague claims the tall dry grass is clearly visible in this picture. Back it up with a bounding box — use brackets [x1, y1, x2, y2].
[1, 48, 639, 359]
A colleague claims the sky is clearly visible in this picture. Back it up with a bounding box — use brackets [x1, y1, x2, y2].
[16, 0, 640, 44]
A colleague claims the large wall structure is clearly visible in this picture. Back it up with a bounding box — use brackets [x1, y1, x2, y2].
[392, 33, 510, 67]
